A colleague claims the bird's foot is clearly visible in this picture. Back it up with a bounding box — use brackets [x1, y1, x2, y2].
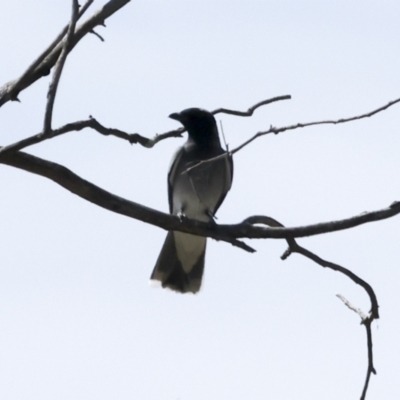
[177, 211, 187, 222]
[206, 210, 217, 222]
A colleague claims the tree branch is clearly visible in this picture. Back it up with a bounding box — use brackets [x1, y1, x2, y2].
[1, 151, 400, 244]
[244, 215, 379, 400]
[0, 0, 130, 107]
[0, 0, 94, 104]
[337, 295, 377, 400]
[0, 96, 289, 155]
[3, 94, 399, 159]
[211, 95, 291, 116]
[0, 117, 185, 157]
[0, 150, 254, 252]
[43, 0, 79, 134]
[231, 97, 400, 155]
[184, 97, 400, 174]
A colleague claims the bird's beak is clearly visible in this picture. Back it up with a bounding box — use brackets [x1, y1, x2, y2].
[169, 112, 181, 122]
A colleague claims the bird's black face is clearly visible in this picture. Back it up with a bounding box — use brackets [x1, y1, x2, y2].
[169, 108, 218, 145]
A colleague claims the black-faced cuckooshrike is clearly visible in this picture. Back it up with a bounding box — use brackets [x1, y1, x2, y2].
[151, 108, 233, 293]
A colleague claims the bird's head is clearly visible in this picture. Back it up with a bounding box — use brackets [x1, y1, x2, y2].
[169, 108, 219, 146]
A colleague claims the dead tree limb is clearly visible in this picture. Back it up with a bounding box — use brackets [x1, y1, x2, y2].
[231, 97, 400, 155]
[0, 0, 131, 107]
[1, 150, 400, 245]
[244, 215, 379, 400]
[43, 0, 79, 134]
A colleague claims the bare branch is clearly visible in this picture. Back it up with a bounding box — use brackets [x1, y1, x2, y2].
[288, 242, 379, 318]
[361, 318, 376, 400]
[0, 150, 255, 253]
[0, 0, 130, 108]
[336, 294, 369, 320]
[0, 96, 289, 155]
[90, 29, 105, 42]
[245, 215, 379, 400]
[0, 118, 185, 157]
[1, 151, 400, 245]
[227, 205, 400, 240]
[5, 94, 397, 158]
[0, 0, 94, 104]
[185, 97, 400, 174]
[231, 97, 400, 155]
[336, 295, 377, 400]
[78, 0, 95, 16]
[43, 0, 79, 134]
[211, 95, 291, 117]
[244, 215, 379, 317]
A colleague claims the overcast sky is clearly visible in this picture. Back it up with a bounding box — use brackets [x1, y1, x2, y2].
[1, 1, 400, 399]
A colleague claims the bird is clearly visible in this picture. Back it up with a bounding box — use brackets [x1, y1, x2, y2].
[150, 108, 233, 293]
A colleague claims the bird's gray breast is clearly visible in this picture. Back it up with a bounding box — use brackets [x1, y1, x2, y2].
[169, 146, 231, 222]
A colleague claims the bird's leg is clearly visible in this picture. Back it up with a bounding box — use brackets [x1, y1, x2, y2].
[206, 209, 218, 222]
[177, 210, 187, 222]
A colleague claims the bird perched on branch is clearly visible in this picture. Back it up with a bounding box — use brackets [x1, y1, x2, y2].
[151, 108, 233, 293]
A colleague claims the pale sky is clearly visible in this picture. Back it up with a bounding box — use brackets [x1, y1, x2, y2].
[1, 1, 400, 399]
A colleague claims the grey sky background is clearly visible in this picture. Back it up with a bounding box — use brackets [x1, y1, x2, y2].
[1, 1, 400, 399]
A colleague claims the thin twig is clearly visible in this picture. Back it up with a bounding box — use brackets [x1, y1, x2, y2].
[0, 96, 286, 154]
[231, 97, 400, 155]
[0, 0, 94, 104]
[211, 95, 291, 116]
[90, 29, 105, 42]
[4, 95, 399, 158]
[0, 118, 185, 157]
[361, 318, 376, 400]
[0, 0, 130, 108]
[244, 215, 379, 400]
[43, 0, 79, 134]
[291, 244, 379, 318]
[336, 295, 377, 400]
[336, 294, 368, 320]
[184, 97, 400, 174]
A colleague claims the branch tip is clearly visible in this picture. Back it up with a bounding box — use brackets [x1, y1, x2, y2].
[90, 29, 105, 42]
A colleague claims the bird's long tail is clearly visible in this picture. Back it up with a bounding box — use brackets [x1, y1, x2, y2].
[150, 231, 206, 293]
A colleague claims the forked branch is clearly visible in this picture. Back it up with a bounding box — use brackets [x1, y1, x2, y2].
[1, 150, 400, 245]
[231, 97, 400, 155]
[0, 0, 131, 107]
[244, 215, 379, 400]
[43, 0, 79, 134]
[0, 95, 289, 155]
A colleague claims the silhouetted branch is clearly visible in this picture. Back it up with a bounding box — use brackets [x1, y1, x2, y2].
[0, 0, 130, 107]
[3, 93, 399, 159]
[287, 244, 379, 318]
[336, 294, 368, 320]
[211, 95, 291, 116]
[0, 117, 185, 156]
[0, 0, 94, 104]
[0, 150, 255, 252]
[244, 215, 379, 400]
[0, 95, 290, 155]
[43, 0, 79, 134]
[90, 29, 105, 42]
[231, 97, 400, 155]
[337, 295, 376, 400]
[184, 97, 400, 174]
[1, 151, 400, 246]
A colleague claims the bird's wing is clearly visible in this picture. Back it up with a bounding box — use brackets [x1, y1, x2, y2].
[167, 146, 185, 214]
[212, 152, 234, 214]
